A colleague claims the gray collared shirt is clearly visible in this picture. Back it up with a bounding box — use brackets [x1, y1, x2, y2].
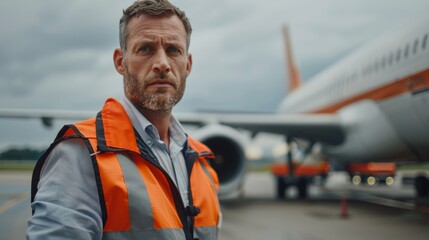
[121, 97, 190, 207]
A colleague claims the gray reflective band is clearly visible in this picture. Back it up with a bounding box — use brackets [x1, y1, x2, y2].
[195, 226, 219, 240]
[114, 154, 186, 239]
[116, 153, 154, 231]
[199, 161, 216, 191]
[198, 160, 221, 238]
[103, 228, 185, 240]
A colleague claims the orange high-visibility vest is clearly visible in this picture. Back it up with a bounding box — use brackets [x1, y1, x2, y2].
[32, 98, 221, 240]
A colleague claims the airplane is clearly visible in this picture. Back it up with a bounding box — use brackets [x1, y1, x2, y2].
[1, 13, 429, 199]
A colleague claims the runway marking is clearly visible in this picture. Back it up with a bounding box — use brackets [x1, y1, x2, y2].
[321, 184, 429, 214]
[363, 195, 429, 214]
[0, 192, 29, 215]
[364, 195, 415, 210]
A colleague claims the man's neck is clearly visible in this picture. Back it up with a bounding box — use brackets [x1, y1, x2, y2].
[139, 108, 172, 147]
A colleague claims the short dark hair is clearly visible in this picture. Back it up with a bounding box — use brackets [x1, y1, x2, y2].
[119, 0, 192, 51]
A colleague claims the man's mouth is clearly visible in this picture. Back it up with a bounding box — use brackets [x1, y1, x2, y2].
[148, 80, 175, 88]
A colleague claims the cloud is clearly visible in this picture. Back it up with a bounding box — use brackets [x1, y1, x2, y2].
[1, 0, 429, 147]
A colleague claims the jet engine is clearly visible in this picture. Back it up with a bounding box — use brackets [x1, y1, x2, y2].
[191, 124, 247, 199]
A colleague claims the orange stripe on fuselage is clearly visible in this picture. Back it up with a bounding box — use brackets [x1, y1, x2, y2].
[311, 68, 429, 114]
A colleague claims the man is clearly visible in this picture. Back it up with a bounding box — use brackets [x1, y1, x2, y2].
[27, 0, 221, 239]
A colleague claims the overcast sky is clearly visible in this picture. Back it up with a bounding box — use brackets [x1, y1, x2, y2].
[1, 0, 429, 149]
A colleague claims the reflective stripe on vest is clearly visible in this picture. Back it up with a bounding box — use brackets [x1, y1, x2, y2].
[195, 226, 219, 240]
[103, 229, 185, 240]
[101, 153, 186, 239]
[194, 162, 220, 239]
[95, 148, 220, 239]
[91, 150, 185, 232]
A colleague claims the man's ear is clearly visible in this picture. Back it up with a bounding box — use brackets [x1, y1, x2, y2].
[186, 53, 193, 76]
[113, 48, 125, 75]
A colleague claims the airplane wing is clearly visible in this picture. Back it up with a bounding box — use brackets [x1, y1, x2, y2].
[0, 109, 94, 119]
[176, 112, 344, 145]
[0, 108, 344, 145]
[0, 107, 344, 199]
[0, 108, 94, 127]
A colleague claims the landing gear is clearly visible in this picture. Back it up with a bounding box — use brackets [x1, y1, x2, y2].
[276, 176, 288, 199]
[275, 176, 309, 199]
[297, 177, 309, 199]
[415, 175, 429, 197]
[275, 137, 313, 199]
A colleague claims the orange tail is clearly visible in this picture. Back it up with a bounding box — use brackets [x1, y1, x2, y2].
[283, 25, 302, 94]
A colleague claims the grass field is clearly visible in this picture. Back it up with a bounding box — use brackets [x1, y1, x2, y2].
[0, 161, 36, 171]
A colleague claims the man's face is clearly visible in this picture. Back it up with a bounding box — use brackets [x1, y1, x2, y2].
[115, 14, 192, 112]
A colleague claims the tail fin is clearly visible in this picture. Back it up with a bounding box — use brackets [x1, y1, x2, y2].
[283, 25, 302, 94]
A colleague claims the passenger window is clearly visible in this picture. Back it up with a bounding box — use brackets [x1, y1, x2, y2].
[404, 44, 409, 58]
[389, 52, 394, 65]
[413, 39, 419, 54]
[396, 48, 401, 62]
[423, 34, 428, 50]
[381, 56, 386, 69]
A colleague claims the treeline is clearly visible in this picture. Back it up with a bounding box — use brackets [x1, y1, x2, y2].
[0, 147, 46, 161]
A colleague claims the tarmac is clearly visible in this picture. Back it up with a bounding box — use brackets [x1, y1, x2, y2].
[220, 172, 429, 240]
[1, 171, 428, 240]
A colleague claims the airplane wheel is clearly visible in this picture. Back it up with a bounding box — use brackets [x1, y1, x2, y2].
[297, 177, 308, 199]
[276, 176, 288, 199]
[415, 175, 429, 197]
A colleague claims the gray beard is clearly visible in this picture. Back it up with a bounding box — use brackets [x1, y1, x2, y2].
[124, 71, 185, 113]
[137, 89, 178, 112]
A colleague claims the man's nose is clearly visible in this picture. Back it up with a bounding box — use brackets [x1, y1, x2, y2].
[152, 50, 171, 73]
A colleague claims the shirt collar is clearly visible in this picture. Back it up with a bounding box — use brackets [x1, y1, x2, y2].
[121, 96, 187, 148]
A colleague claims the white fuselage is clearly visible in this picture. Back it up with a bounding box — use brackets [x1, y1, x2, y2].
[278, 14, 429, 162]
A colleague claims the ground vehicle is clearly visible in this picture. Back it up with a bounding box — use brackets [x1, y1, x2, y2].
[347, 162, 396, 186]
[273, 161, 396, 199]
[272, 160, 330, 199]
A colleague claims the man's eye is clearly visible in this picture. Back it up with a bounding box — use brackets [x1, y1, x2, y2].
[167, 47, 180, 54]
[139, 46, 152, 52]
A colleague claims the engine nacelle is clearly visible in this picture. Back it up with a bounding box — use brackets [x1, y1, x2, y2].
[191, 124, 247, 199]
